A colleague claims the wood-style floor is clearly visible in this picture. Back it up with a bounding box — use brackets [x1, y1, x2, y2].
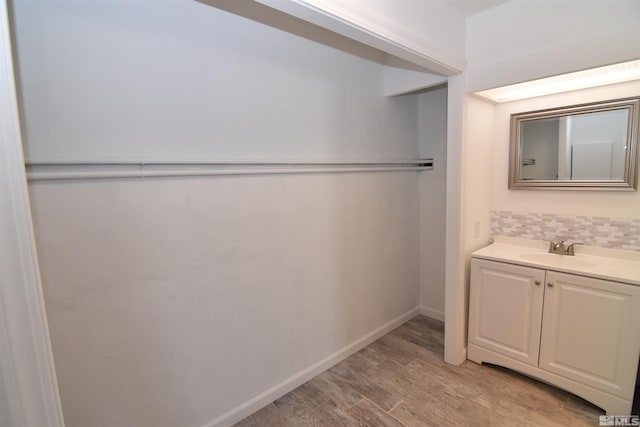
[234, 315, 603, 426]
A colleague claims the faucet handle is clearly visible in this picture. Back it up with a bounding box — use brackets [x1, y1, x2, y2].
[548, 240, 567, 254]
[566, 242, 583, 256]
[548, 240, 559, 253]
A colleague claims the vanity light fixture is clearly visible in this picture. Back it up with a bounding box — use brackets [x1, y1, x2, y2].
[475, 59, 640, 103]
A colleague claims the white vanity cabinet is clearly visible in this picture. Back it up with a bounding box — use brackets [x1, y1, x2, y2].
[468, 257, 640, 416]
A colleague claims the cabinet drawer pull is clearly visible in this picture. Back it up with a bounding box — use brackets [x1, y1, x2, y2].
[548, 282, 554, 287]
[534, 280, 541, 286]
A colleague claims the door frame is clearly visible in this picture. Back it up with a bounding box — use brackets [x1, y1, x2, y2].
[0, 0, 64, 425]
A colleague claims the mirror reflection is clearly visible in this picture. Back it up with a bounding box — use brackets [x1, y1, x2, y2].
[509, 97, 639, 190]
[519, 109, 628, 181]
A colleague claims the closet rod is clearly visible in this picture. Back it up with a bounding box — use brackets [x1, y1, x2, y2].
[26, 159, 434, 181]
[26, 159, 433, 166]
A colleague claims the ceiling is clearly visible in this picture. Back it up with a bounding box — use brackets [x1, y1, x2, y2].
[445, 0, 511, 17]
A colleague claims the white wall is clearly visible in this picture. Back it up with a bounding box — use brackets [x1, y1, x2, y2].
[461, 95, 495, 254]
[418, 86, 447, 319]
[12, 1, 431, 426]
[14, 0, 417, 161]
[29, 174, 420, 427]
[465, 0, 640, 92]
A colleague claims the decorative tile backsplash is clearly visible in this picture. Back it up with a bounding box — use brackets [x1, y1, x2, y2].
[491, 210, 640, 251]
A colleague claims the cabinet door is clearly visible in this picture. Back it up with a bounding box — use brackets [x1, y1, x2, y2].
[468, 259, 545, 366]
[539, 272, 640, 399]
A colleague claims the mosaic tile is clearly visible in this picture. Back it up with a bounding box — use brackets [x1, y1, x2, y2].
[491, 210, 640, 251]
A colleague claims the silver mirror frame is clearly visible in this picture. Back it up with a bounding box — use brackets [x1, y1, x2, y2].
[509, 96, 640, 191]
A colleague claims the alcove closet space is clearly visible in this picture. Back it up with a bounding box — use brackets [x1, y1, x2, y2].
[14, 1, 449, 425]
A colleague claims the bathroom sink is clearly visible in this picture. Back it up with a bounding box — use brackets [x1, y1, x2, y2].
[519, 252, 595, 269]
[472, 236, 640, 285]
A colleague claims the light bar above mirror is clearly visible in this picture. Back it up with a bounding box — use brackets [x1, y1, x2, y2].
[475, 60, 640, 103]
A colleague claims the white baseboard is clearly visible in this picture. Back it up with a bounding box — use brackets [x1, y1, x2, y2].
[418, 305, 444, 322]
[205, 306, 420, 427]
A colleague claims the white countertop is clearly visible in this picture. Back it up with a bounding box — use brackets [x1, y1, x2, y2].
[472, 236, 640, 286]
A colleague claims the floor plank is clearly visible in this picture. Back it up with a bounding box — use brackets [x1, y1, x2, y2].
[233, 315, 604, 426]
[327, 358, 401, 411]
[348, 398, 405, 427]
[306, 370, 363, 411]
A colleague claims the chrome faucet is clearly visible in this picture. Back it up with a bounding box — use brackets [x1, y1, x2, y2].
[548, 240, 581, 256]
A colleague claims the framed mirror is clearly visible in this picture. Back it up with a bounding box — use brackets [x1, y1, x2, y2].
[509, 97, 640, 190]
